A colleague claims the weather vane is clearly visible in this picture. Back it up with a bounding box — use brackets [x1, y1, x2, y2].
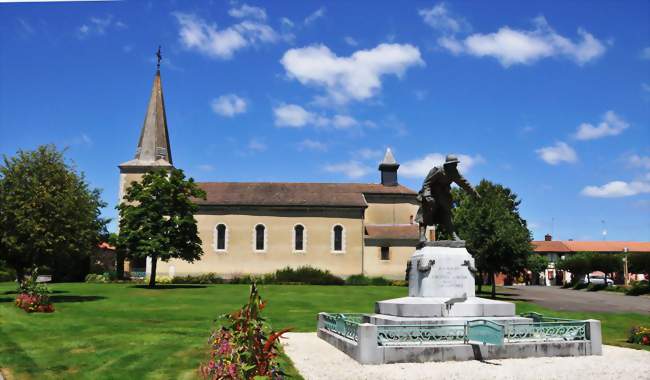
[156, 46, 162, 70]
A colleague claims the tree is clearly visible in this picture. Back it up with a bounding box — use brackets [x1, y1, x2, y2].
[117, 168, 205, 288]
[526, 254, 549, 285]
[628, 253, 650, 275]
[556, 253, 591, 285]
[0, 145, 107, 281]
[452, 180, 532, 298]
[590, 253, 622, 285]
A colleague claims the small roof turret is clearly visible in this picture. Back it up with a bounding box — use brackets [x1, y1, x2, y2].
[378, 147, 400, 186]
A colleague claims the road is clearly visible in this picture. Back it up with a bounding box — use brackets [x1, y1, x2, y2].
[503, 285, 650, 314]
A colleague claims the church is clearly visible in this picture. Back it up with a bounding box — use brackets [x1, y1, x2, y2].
[119, 66, 420, 280]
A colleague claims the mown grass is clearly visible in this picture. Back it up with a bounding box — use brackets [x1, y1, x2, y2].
[0, 282, 647, 379]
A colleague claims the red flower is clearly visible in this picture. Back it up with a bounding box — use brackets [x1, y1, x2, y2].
[642, 335, 650, 345]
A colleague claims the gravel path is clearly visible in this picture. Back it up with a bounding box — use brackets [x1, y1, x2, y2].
[283, 333, 650, 380]
[503, 286, 650, 314]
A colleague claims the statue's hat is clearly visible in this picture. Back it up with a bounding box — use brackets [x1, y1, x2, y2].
[444, 154, 460, 165]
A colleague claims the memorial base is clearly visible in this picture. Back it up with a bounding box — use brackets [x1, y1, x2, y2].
[375, 296, 516, 318]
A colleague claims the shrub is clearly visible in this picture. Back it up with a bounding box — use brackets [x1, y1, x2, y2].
[172, 273, 224, 284]
[625, 280, 650, 296]
[229, 274, 259, 285]
[267, 266, 344, 285]
[15, 270, 54, 313]
[627, 326, 650, 346]
[143, 275, 173, 284]
[0, 269, 16, 282]
[199, 284, 290, 379]
[587, 283, 607, 292]
[572, 281, 588, 290]
[390, 280, 408, 287]
[85, 273, 109, 283]
[345, 274, 370, 285]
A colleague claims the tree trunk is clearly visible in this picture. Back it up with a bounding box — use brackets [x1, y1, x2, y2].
[148, 255, 157, 288]
[477, 271, 483, 294]
[15, 266, 25, 283]
[490, 271, 496, 299]
[115, 251, 125, 280]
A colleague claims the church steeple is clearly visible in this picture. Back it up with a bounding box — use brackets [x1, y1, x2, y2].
[119, 48, 173, 170]
[378, 148, 400, 186]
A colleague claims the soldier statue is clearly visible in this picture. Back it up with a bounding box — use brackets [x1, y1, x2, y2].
[415, 154, 479, 243]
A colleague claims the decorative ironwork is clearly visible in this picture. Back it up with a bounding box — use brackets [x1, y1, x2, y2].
[377, 324, 466, 346]
[506, 322, 587, 342]
[467, 319, 504, 346]
[320, 312, 589, 347]
[322, 313, 361, 342]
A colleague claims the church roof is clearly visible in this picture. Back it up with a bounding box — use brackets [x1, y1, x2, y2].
[365, 224, 419, 240]
[119, 69, 173, 168]
[195, 182, 416, 208]
[532, 240, 650, 253]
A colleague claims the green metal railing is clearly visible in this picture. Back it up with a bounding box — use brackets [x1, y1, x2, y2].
[377, 324, 466, 346]
[322, 313, 363, 342]
[321, 313, 589, 347]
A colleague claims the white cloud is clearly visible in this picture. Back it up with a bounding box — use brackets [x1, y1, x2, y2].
[324, 160, 371, 179]
[438, 16, 606, 66]
[641, 47, 650, 60]
[536, 142, 577, 165]
[400, 153, 484, 178]
[304, 7, 325, 25]
[419, 3, 469, 34]
[198, 164, 215, 172]
[574, 111, 629, 140]
[228, 4, 267, 20]
[281, 43, 424, 104]
[211, 94, 247, 117]
[248, 138, 267, 152]
[332, 115, 358, 129]
[354, 148, 382, 160]
[628, 154, 650, 170]
[643, 83, 650, 93]
[273, 103, 368, 131]
[77, 15, 126, 39]
[173, 12, 282, 60]
[344, 36, 358, 46]
[281, 17, 294, 28]
[297, 139, 327, 152]
[273, 104, 316, 128]
[581, 181, 650, 198]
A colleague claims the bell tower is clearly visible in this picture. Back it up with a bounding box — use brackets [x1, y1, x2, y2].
[118, 47, 173, 201]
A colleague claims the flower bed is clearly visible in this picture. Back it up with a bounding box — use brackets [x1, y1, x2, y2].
[199, 283, 290, 380]
[15, 271, 54, 313]
[627, 326, 650, 346]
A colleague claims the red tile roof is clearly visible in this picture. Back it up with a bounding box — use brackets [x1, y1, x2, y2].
[365, 224, 419, 240]
[195, 182, 416, 208]
[533, 240, 650, 253]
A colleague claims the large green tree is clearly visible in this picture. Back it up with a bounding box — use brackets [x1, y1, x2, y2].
[556, 253, 591, 285]
[0, 145, 107, 281]
[628, 252, 650, 276]
[526, 254, 549, 285]
[452, 180, 532, 298]
[117, 168, 205, 288]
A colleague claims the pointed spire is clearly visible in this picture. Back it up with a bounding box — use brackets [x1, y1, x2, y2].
[378, 147, 400, 186]
[119, 53, 173, 170]
[381, 148, 397, 165]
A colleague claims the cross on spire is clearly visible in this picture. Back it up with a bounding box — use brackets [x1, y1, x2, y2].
[156, 46, 162, 71]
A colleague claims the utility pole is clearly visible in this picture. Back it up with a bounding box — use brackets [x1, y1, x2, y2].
[623, 247, 629, 286]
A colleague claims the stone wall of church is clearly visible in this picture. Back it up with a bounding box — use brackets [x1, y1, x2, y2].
[155, 210, 365, 277]
[363, 246, 414, 280]
[364, 198, 419, 225]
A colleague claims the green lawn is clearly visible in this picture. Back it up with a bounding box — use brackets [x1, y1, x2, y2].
[0, 283, 648, 379]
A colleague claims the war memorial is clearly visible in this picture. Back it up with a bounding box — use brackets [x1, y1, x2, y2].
[317, 157, 602, 364]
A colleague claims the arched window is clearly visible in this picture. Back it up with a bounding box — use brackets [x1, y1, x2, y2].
[332, 224, 345, 253]
[214, 224, 227, 251]
[254, 224, 266, 252]
[293, 224, 305, 252]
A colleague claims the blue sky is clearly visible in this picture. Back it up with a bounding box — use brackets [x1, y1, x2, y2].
[0, 0, 649, 241]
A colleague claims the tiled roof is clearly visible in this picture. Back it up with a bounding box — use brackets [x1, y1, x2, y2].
[533, 240, 650, 253]
[195, 182, 416, 208]
[365, 224, 419, 240]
